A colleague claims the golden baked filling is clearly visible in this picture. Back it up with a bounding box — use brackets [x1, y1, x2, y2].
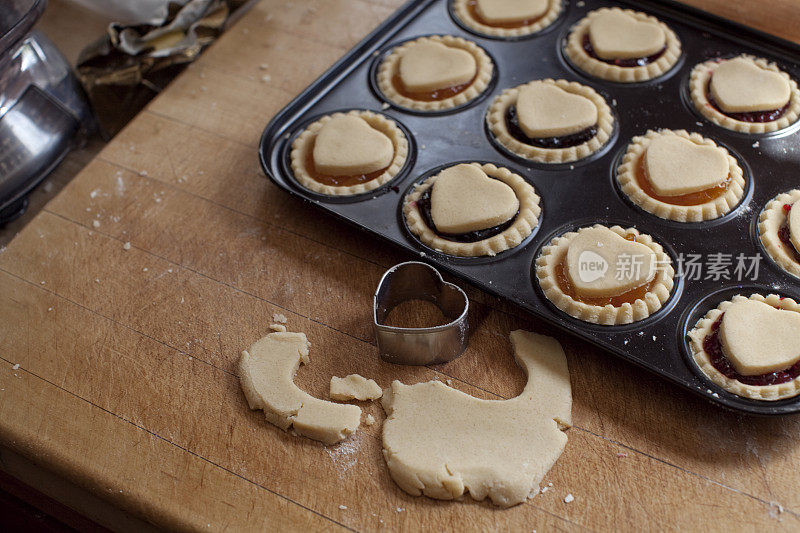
[636, 154, 731, 207]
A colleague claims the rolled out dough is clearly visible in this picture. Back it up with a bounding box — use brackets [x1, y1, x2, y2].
[330, 374, 383, 401]
[239, 331, 361, 445]
[380, 330, 572, 507]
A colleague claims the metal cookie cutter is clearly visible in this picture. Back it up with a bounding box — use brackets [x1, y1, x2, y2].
[373, 262, 469, 365]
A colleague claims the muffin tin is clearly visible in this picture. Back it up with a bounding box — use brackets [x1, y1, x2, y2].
[259, 0, 800, 415]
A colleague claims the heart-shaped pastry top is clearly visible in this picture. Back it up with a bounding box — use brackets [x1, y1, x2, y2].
[475, 0, 549, 24]
[789, 202, 800, 255]
[399, 41, 477, 92]
[588, 11, 665, 60]
[313, 116, 394, 176]
[430, 164, 519, 234]
[720, 299, 800, 376]
[516, 82, 598, 138]
[566, 226, 656, 298]
[710, 57, 791, 113]
[644, 135, 730, 197]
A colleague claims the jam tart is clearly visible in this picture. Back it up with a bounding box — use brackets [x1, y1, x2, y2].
[451, 0, 563, 39]
[486, 79, 614, 163]
[688, 294, 800, 401]
[617, 129, 746, 222]
[536, 225, 675, 325]
[377, 35, 494, 112]
[689, 55, 800, 133]
[403, 162, 540, 257]
[564, 7, 681, 83]
[290, 110, 409, 196]
[758, 189, 800, 279]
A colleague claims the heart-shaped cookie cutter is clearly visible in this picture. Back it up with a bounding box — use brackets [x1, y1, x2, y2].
[373, 262, 469, 365]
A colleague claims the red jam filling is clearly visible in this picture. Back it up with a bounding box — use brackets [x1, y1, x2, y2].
[776, 202, 800, 263]
[706, 79, 789, 123]
[504, 105, 598, 148]
[702, 314, 800, 386]
[581, 34, 665, 67]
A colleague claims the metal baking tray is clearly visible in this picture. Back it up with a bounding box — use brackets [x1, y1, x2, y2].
[259, 0, 800, 415]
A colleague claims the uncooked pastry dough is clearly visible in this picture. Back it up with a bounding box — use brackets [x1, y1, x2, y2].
[475, 0, 548, 23]
[516, 82, 598, 138]
[565, 226, 656, 298]
[239, 331, 361, 445]
[312, 115, 394, 176]
[377, 35, 494, 112]
[644, 135, 730, 196]
[688, 293, 800, 400]
[588, 10, 665, 60]
[381, 330, 571, 507]
[719, 299, 800, 376]
[758, 189, 800, 279]
[330, 374, 383, 401]
[403, 162, 541, 257]
[563, 7, 681, 83]
[451, 0, 563, 38]
[616, 129, 745, 222]
[790, 203, 800, 254]
[689, 55, 800, 133]
[430, 164, 519, 233]
[290, 110, 409, 196]
[536, 224, 675, 325]
[398, 40, 477, 92]
[486, 78, 614, 163]
[710, 57, 791, 113]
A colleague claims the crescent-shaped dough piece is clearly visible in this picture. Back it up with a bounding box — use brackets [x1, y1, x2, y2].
[381, 330, 571, 507]
[239, 331, 361, 445]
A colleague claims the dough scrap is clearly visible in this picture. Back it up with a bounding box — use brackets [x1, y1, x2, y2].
[790, 202, 800, 254]
[644, 135, 729, 196]
[381, 330, 571, 508]
[430, 164, 519, 234]
[710, 57, 791, 113]
[516, 82, 598, 138]
[239, 331, 361, 445]
[312, 115, 394, 176]
[398, 40, 477, 92]
[566, 226, 656, 298]
[719, 299, 800, 376]
[330, 374, 383, 401]
[475, 0, 548, 24]
[588, 10, 665, 60]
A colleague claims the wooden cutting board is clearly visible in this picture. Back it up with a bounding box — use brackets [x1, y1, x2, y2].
[1, 0, 799, 530]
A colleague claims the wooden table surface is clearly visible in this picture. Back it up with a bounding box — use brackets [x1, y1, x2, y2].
[2, 0, 800, 530]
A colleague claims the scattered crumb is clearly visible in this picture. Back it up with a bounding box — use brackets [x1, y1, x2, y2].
[617, 452, 628, 458]
[143, 268, 148, 272]
[138, 170, 148, 177]
[339, 505, 347, 510]
[261, 75, 272, 83]
[272, 313, 287, 324]
[380, 102, 390, 110]
[623, 339, 629, 345]
[259, 63, 269, 70]
[47, 307, 53, 312]
[92, 220, 100, 228]
[696, 121, 703, 127]
[123, 242, 131, 250]
[564, 493, 574, 503]
[395, 507, 405, 512]
[269, 323, 287, 332]
[95, 278, 100, 283]
[11, 364, 19, 370]
[540, 486, 550, 493]
[43, 181, 53, 193]
[611, 98, 617, 106]
[446, 379, 452, 385]
[576, 0, 585, 5]
[40, 281, 45, 285]
[652, 335, 657, 341]
[365, 414, 375, 426]
[752, 141, 760, 148]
